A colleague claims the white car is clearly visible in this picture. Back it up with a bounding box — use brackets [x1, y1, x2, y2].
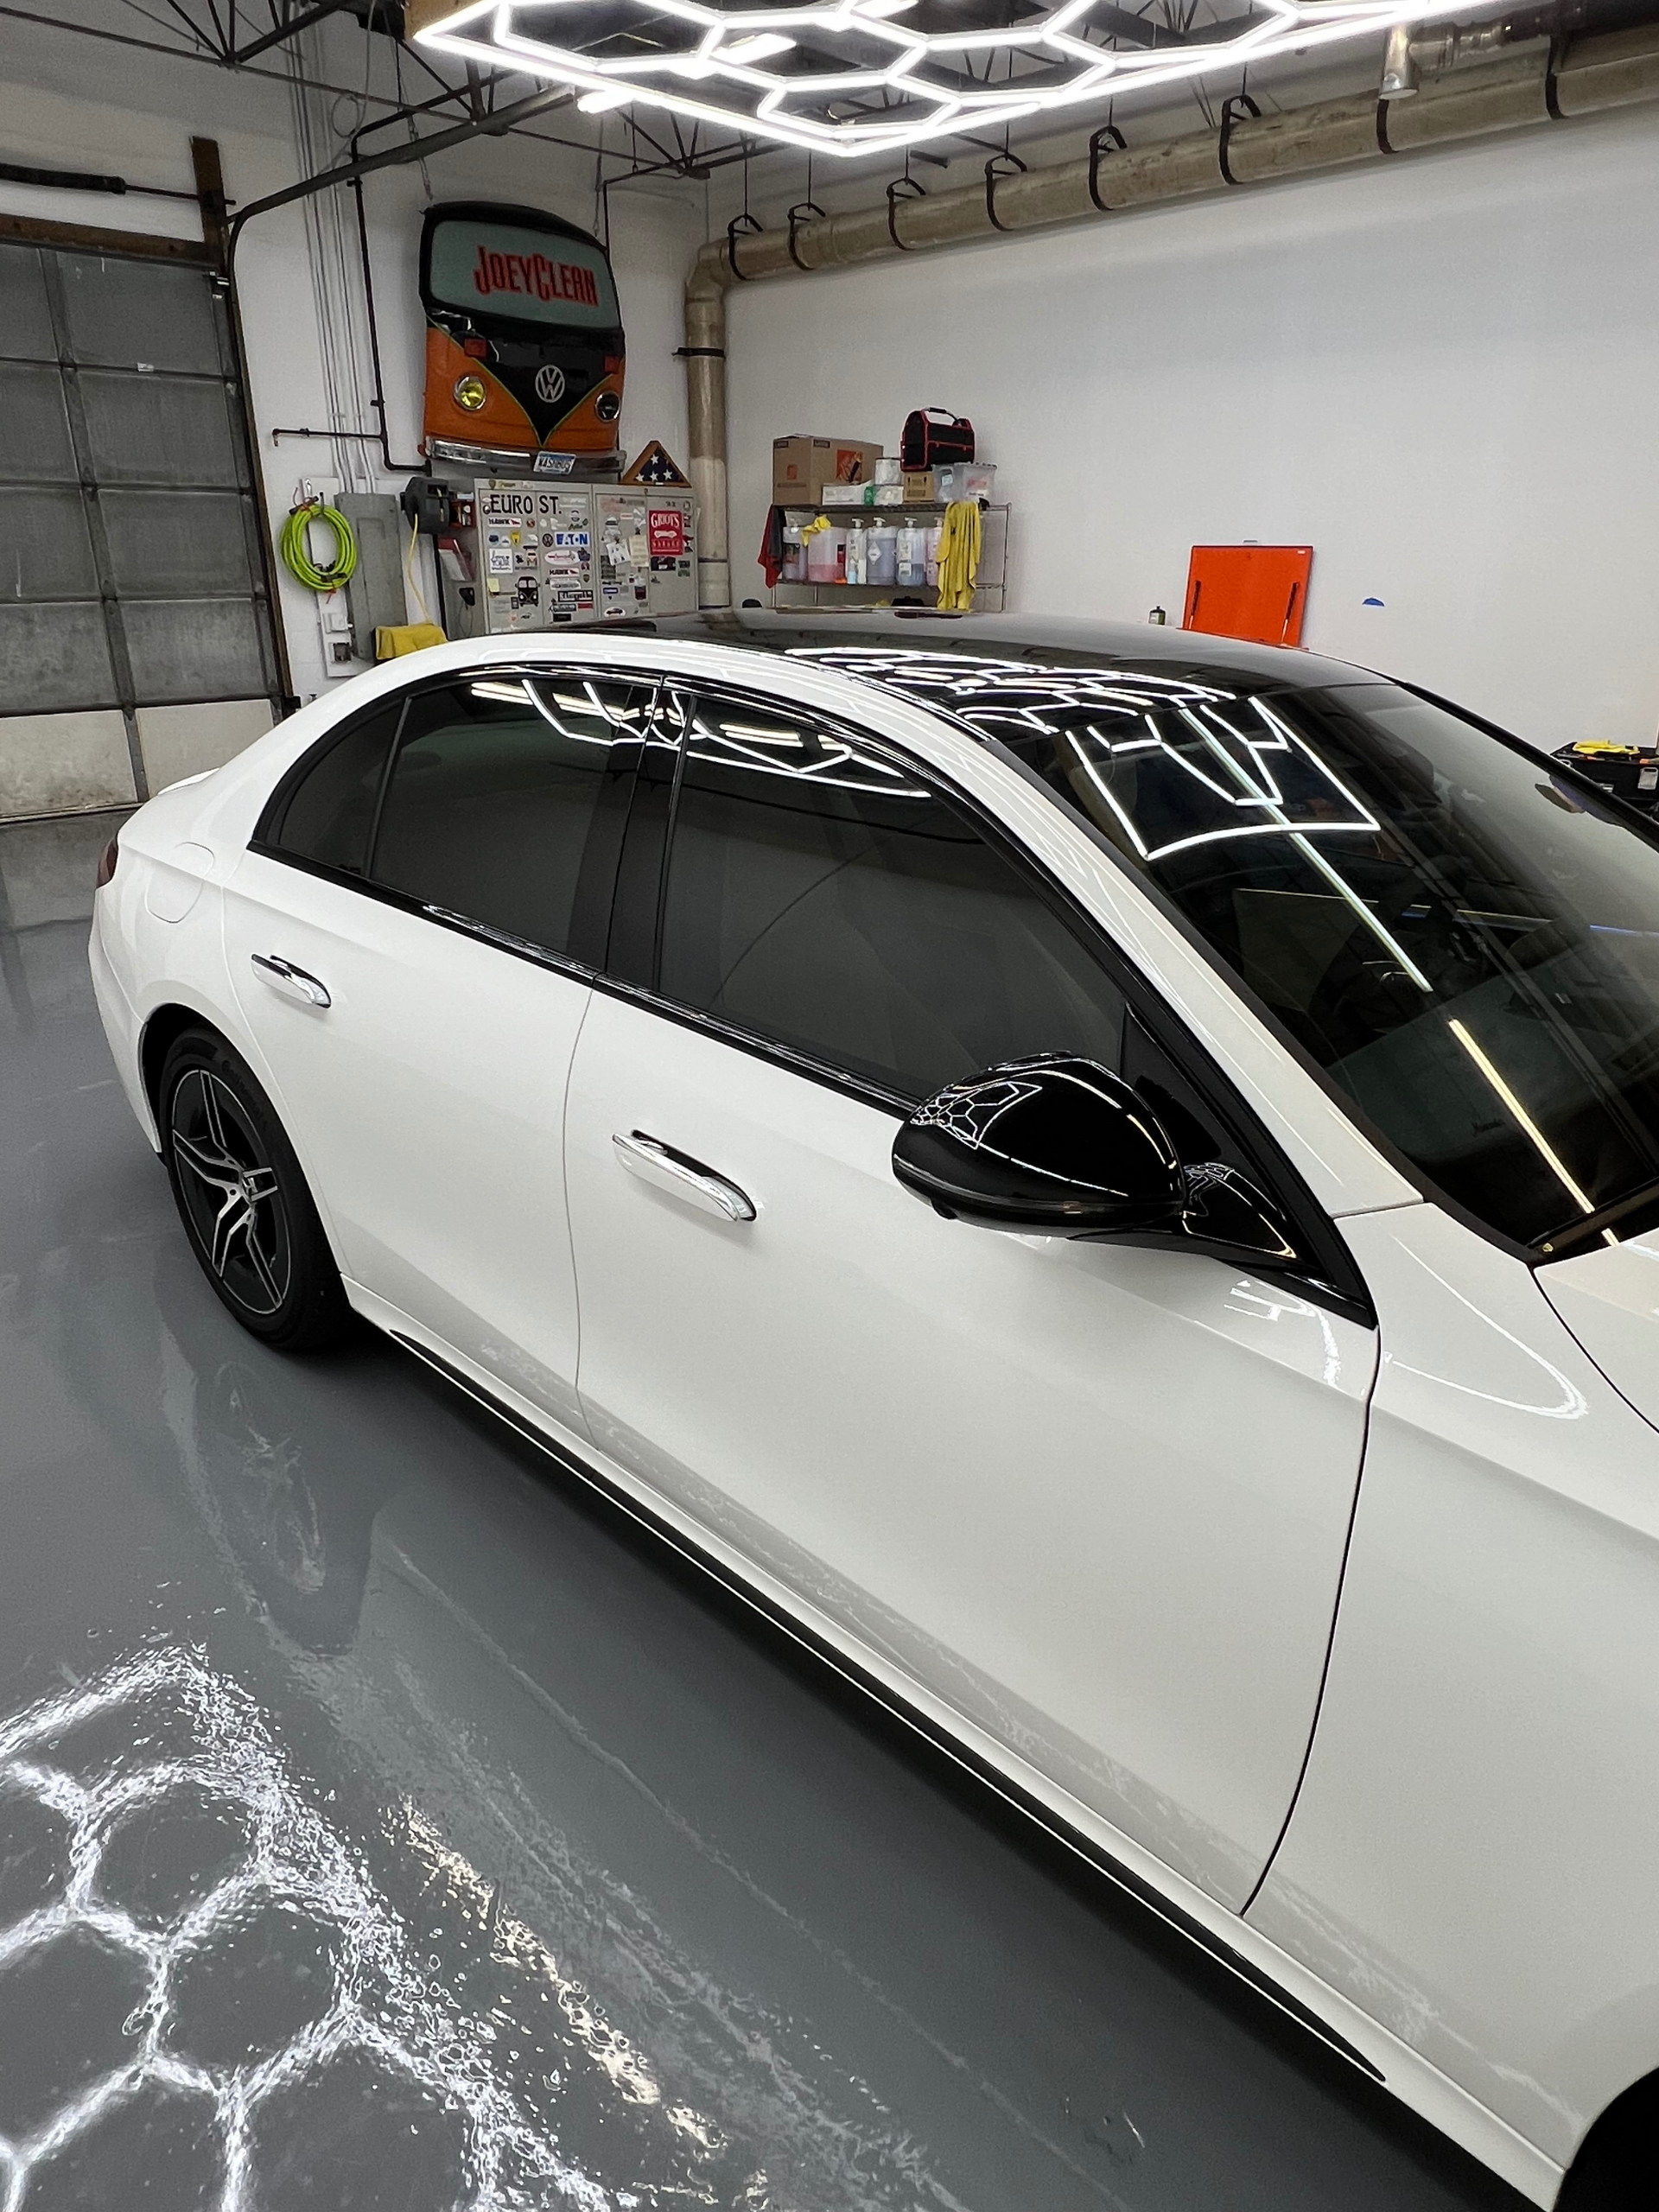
[90, 613, 1659, 2209]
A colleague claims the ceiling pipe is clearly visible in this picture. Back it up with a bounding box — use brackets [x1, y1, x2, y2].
[682, 19, 1659, 610]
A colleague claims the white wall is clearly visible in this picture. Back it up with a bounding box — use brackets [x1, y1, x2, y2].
[728, 105, 1659, 752]
[5, 10, 1659, 753]
[0, 14, 699, 710]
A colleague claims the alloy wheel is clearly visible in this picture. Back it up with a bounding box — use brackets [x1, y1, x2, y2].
[168, 1067, 293, 1318]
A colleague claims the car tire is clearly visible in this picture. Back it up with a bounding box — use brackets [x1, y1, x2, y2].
[1558, 2084, 1659, 2211]
[157, 1026, 355, 1352]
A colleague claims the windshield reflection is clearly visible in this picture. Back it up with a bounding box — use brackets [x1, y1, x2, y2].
[798, 648, 1659, 1255]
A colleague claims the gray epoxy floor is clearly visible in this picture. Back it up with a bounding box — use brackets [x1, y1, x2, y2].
[0, 811, 1526, 2212]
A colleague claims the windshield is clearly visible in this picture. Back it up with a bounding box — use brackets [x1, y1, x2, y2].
[425, 217, 620, 333]
[797, 647, 1659, 1253]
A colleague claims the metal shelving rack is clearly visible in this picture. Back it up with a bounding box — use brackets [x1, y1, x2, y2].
[769, 500, 1009, 613]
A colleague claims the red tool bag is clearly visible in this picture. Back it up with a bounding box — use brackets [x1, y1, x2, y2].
[900, 409, 975, 470]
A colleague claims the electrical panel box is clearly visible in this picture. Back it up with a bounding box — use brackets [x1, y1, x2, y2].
[340, 493, 407, 658]
[464, 480, 696, 635]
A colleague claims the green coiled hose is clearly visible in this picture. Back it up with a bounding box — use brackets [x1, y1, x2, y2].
[280, 499, 359, 593]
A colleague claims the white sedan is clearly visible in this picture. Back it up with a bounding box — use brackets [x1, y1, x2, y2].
[90, 613, 1659, 2209]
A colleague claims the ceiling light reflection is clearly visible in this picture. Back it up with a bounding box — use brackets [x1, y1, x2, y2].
[1447, 1016, 1607, 1229]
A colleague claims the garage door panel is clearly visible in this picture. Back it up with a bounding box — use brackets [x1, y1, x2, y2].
[0, 245, 57, 362]
[0, 488, 99, 600]
[0, 603, 118, 712]
[0, 709, 134, 818]
[101, 489, 258, 597]
[137, 698, 274, 789]
[0, 363, 76, 482]
[79, 372, 244, 489]
[55, 255, 226, 376]
[0, 243, 276, 818]
[123, 597, 267, 703]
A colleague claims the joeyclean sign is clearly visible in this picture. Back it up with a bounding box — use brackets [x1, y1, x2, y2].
[426, 216, 620, 332]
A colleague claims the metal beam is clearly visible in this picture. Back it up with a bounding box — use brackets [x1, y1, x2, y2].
[0, 4, 612, 164]
[228, 78, 576, 245]
[1095, 3, 1179, 42]
[230, 0, 358, 61]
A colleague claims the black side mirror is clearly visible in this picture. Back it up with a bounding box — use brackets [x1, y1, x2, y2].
[892, 1056, 1187, 1234]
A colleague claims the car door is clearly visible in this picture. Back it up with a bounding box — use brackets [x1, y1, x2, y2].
[563, 683, 1379, 1910]
[222, 665, 652, 1427]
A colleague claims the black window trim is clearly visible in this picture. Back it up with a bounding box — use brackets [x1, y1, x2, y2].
[249, 662, 663, 980]
[253, 689, 399, 859]
[245, 840, 610, 986]
[622, 671, 1376, 1327]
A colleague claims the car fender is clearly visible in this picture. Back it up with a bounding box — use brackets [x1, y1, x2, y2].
[1249, 1202, 1659, 2171]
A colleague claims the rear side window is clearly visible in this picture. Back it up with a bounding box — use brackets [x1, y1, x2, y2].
[268, 702, 402, 874]
[656, 691, 1127, 1100]
[368, 672, 651, 959]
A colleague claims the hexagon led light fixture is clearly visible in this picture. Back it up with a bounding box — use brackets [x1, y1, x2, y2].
[410, 0, 1454, 159]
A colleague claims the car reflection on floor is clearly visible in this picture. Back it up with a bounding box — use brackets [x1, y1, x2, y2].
[0, 816, 1524, 2211]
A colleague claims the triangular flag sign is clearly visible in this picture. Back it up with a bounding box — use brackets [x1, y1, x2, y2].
[621, 441, 690, 486]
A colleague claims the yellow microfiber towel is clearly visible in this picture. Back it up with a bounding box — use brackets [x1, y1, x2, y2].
[375, 622, 447, 660]
[935, 499, 982, 612]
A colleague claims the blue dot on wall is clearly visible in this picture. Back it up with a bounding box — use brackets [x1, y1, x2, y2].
[1363, 596, 1385, 607]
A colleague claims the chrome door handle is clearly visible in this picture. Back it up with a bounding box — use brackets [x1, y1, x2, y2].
[612, 1131, 756, 1223]
[251, 953, 332, 1009]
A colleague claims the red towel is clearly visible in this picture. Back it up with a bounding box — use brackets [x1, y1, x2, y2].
[759, 504, 786, 588]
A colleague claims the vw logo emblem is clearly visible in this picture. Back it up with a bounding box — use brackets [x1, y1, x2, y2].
[534, 364, 567, 406]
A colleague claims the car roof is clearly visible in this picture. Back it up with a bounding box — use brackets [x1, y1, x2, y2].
[649, 608, 1385, 693]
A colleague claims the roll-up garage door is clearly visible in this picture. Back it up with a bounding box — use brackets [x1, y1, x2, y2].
[0, 237, 281, 822]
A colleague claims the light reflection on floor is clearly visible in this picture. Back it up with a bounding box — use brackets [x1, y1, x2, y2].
[0, 1644, 612, 2212]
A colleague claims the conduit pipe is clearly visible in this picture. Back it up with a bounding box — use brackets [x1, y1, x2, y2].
[683, 20, 1659, 608]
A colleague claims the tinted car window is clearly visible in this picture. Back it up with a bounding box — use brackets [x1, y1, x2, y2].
[268, 702, 402, 874]
[813, 646, 1659, 1252]
[657, 691, 1126, 1101]
[370, 672, 651, 958]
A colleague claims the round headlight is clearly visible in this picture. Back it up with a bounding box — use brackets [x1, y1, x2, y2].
[453, 373, 489, 414]
[595, 391, 620, 423]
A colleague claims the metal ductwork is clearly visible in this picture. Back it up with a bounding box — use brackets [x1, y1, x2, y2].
[682, 20, 1659, 608]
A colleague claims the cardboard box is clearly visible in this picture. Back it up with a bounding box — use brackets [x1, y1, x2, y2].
[773, 435, 883, 503]
[820, 481, 873, 507]
[901, 469, 938, 503]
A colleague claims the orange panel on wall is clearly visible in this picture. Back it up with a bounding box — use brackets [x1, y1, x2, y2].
[1182, 544, 1313, 647]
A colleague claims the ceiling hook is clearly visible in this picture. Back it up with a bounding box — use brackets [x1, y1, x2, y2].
[984, 149, 1027, 232]
[725, 209, 764, 279]
[887, 172, 927, 250]
[1088, 122, 1128, 213]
